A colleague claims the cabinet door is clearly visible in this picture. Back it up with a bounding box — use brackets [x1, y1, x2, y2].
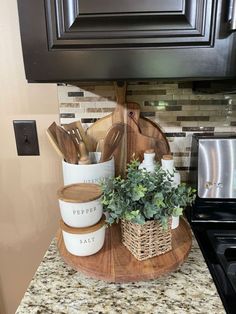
[17, 0, 236, 81]
[45, 0, 214, 49]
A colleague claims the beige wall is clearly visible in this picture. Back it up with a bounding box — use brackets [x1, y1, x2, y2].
[0, 1, 62, 313]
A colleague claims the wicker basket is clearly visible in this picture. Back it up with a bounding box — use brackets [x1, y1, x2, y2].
[121, 219, 172, 261]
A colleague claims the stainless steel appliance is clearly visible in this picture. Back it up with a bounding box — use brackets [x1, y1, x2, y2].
[198, 138, 236, 199]
[189, 134, 236, 314]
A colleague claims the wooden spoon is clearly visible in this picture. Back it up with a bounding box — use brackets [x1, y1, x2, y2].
[100, 123, 125, 163]
[56, 126, 78, 164]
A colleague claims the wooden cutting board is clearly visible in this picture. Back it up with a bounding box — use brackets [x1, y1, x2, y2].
[87, 82, 170, 175]
[87, 112, 169, 149]
[87, 82, 169, 149]
[126, 102, 170, 163]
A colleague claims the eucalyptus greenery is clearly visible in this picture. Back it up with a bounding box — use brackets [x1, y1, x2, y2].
[101, 159, 196, 228]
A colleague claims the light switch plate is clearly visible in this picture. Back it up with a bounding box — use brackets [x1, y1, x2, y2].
[13, 120, 40, 156]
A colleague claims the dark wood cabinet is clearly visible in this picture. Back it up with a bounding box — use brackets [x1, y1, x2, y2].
[17, 0, 236, 82]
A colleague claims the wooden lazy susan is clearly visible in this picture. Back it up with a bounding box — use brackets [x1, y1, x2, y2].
[57, 218, 192, 283]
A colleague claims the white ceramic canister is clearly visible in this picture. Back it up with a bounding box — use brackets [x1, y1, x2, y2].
[62, 152, 115, 185]
[60, 214, 106, 256]
[58, 183, 103, 228]
[161, 155, 181, 229]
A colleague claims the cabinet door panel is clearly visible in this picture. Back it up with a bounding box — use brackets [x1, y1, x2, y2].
[45, 0, 215, 49]
[80, 0, 183, 14]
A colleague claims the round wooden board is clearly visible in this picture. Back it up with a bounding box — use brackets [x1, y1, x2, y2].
[57, 218, 192, 283]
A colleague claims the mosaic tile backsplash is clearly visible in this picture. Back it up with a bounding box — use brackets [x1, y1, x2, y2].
[58, 81, 236, 182]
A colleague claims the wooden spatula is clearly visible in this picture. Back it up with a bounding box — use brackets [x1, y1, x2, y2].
[46, 122, 64, 158]
[63, 121, 93, 152]
[100, 123, 125, 163]
[56, 126, 78, 164]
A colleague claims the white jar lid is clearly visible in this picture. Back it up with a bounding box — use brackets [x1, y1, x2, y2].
[60, 214, 106, 234]
[57, 183, 102, 203]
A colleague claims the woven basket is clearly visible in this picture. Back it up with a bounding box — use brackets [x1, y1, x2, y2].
[121, 219, 172, 261]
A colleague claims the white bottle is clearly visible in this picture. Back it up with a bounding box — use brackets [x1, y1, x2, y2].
[161, 155, 180, 186]
[138, 149, 156, 173]
[161, 155, 181, 229]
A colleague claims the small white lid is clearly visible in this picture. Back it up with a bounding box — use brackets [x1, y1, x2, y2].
[57, 183, 102, 203]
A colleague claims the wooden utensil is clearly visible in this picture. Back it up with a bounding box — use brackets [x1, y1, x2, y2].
[46, 122, 64, 158]
[56, 126, 78, 164]
[63, 121, 93, 152]
[78, 141, 91, 165]
[96, 138, 104, 152]
[86, 82, 126, 151]
[100, 123, 125, 163]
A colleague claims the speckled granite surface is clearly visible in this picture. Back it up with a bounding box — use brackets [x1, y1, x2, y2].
[16, 237, 225, 314]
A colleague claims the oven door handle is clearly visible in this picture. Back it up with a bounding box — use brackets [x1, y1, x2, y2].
[228, 0, 236, 31]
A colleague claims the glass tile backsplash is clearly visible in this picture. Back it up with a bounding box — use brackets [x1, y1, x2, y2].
[58, 81, 236, 182]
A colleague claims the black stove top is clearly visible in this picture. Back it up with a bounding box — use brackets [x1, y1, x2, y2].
[208, 230, 236, 294]
[190, 221, 236, 314]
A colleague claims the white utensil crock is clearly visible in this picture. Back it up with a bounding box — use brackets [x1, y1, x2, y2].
[62, 152, 115, 185]
[60, 215, 106, 256]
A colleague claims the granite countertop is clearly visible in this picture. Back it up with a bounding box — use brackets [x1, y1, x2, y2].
[16, 236, 225, 314]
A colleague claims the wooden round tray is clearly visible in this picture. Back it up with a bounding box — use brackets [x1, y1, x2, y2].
[57, 218, 192, 282]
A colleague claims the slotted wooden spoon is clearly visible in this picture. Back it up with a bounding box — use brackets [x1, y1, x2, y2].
[63, 120, 93, 152]
[99, 123, 125, 163]
[56, 126, 78, 164]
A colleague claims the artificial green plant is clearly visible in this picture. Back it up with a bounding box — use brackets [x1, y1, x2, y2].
[101, 159, 196, 228]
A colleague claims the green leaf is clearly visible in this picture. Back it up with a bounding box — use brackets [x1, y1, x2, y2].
[172, 207, 183, 217]
[132, 213, 146, 224]
[106, 216, 115, 225]
[132, 184, 147, 201]
[143, 203, 157, 219]
[122, 210, 138, 220]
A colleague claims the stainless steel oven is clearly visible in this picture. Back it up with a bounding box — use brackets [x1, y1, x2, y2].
[188, 133, 236, 314]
